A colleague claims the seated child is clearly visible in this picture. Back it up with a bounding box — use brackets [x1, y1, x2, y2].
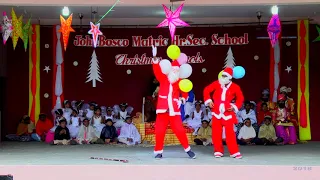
[68, 109, 81, 139]
[194, 120, 212, 146]
[34, 113, 53, 141]
[6, 115, 33, 142]
[92, 106, 105, 137]
[118, 116, 141, 145]
[62, 100, 73, 124]
[257, 103, 272, 126]
[258, 115, 283, 145]
[105, 107, 115, 122]
[52, 118, 76, 145]
[236, 101, 258, 135]
[237, 119, 257, 145]
[100, 119, 118, 144]
[77, 118, 99, 144]
[186, 101, 203, 134]
[84, 102, 96, 119]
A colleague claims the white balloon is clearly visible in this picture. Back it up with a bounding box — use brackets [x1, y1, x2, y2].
[159, 59, 172, 75]
[179, 64, 192, 79]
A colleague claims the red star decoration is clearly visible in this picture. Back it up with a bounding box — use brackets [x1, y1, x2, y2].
[59, 14, 75, 51]
[88, 22, 103, 48]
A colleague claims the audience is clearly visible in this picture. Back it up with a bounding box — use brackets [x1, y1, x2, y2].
[34, 113, 53, 141]
[257, 103, 272, 126]
[185, 101, 203, 135]
[62, 100, 73, 125]
[257, 116, 283, 145]
[52, 118, 76, 145]
[118, 116, 141, 145]
[237, 119, 257, 145]
[69, 109, 81, 139]
[100, 119, 118, 144]
[6, 115, 34, 142]
[85, 102, 96, 119]
[92, 106, 105, 137]
[236, 101, 258, 135]
[194, 120, 212, 146]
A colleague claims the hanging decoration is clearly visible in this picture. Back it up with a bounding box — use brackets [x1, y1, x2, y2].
[11, 8, 23, 49]
[43, 66, 51, 73]
[297, 20, 311, 140]
[313, 25, 320, 42]
[52, 25, 65, 109]
[88, 22, 102, 48]
[28, 24, 40, 124]
[96, 0, 121, 24]
[86, 50, 103, 87]
[1, 11, 13, 45]
[59, 14, 75, 51]
[267, 6, 281, 47]
[285, 66, 292, 73]
[22, 18, 32, 51]
[157, 3, 189, 42]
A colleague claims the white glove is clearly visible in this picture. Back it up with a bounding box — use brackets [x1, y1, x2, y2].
[152, 45, 157, 57]
[177, 100, 182, 109]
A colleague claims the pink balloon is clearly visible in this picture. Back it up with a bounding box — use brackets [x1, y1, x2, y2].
[177, 53, 188, 65]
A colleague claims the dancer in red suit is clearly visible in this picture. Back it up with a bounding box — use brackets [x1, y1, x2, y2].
[203, 67, 244, 159]
[151, 45, 196, 159]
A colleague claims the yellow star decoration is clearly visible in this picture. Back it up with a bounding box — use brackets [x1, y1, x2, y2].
[11, 8, 23, 50]
[59, 14, 75, 51]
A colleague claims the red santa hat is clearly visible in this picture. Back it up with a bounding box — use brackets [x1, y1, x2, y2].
[222, 67, 233, 79]
[277, 94, 287, 101]
[171, 60, 180, 68]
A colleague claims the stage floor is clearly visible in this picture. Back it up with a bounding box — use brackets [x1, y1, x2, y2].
[0, 141, 320, 165]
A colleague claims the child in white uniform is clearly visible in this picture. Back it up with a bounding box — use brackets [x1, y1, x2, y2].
[114, 103, 132, 129]
[105, 107, 114, 122]
[49, 109, 64, 132]
[118, 116, 141, 145]
[186, 101, 203, 134]
[91, 106, 105, 137]
[85, 102, 96, 119]
[68, 109, 81, 138]
[62, 100, 73, 125]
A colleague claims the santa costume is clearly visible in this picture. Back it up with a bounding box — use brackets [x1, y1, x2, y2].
[151, 45, 196, 159]
[203, 67, 244, 159]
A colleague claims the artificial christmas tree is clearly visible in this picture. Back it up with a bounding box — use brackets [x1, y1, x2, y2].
[86, 50, 103, 87]
[223, 47, 236, 69]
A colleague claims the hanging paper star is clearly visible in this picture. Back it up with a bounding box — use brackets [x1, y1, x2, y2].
[267, 14, 281, 47]
[59, 14, 75, 51]
[11, 8, 23, 50]
[22, 18, 32, 51]
[43, 66, 51, 73]
[88, 22, 103, 48]
[285, 66, 292, 73]
[313, 25, 320, 42]
[157, 3, 189, 41]
[1, 11, 13, 45]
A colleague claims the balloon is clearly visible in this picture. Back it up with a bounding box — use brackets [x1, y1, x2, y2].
[159, 59, 171, 75]
[233, 66, 246, 79]
[179, 79, 193, 92]
[177, 53, 188, 65]
[166, 45, 181, 60]
[218, 70, 223, 79]
[179, 64, 192, 79]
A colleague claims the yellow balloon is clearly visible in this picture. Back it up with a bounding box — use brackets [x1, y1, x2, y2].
[179, 79, 193, 92]
[166, 45, 181, 60]
[218, 70, 223, 79]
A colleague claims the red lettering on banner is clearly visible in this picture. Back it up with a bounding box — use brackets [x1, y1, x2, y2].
[73, 35, 129, 47]
[173, 34, 208, 46]
[115, 53, 205, 65]
[132, 35, 169, 47]
[211, 33, 249, 45]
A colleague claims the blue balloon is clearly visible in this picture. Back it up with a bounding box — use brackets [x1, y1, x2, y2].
[233, 66, 245, 79]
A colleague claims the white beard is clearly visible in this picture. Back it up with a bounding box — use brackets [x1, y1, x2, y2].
[218, 76, 231, 85]
[168, 70, 180, 84]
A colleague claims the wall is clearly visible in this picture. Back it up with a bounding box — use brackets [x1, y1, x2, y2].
[2, 24, 320, 140]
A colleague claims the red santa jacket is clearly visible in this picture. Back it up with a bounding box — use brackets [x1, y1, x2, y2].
[203, 81, 244, 121]
[153, 61, 188, 116]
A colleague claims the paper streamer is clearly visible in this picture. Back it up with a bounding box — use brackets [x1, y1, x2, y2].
[28, 25, 40, 124]
[297, 20, 311, 140]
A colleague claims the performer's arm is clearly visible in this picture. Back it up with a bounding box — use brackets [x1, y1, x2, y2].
[152, 59, 166, 82]
[230, 85, 244, 113]
[203, 81, 217, 106]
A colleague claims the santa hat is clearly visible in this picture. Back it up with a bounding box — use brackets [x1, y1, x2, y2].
[222, 67, 233, 79]
[171, 60, 180, 68]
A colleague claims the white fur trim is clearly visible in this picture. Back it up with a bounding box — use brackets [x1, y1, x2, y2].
[222, 72, 232, 79]
[154, 150, 163, 154]
[230, 152, 241, 157]
[204, 99, 212, 106]
[152, 58, 159, 64]
[180, 97, 186, 104]
[159, 95, 167, 99]
[156, 109, 167, 114]
[230, 103, 239, 113]
[184, 146, 191, 152]
[168, 84, 175, 116]
[220, 82, 232, 101]
[212, 112, 232, 120]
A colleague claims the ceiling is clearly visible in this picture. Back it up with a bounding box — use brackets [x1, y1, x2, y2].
[0, 4, 320, 25]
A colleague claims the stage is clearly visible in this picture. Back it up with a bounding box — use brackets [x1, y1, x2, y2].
[0, 141, 320, 165]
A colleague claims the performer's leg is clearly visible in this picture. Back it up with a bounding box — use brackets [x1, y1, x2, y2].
[154, 113, 170, 154]
[211, 117, 224, 157]
[170, 115, 196, 158]
[224, 119, 241, 158]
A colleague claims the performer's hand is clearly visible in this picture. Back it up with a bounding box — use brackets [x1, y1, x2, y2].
[152, 45, 157, 57]
[227, 107, 234, 112]
[208, 102, 214, 108]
